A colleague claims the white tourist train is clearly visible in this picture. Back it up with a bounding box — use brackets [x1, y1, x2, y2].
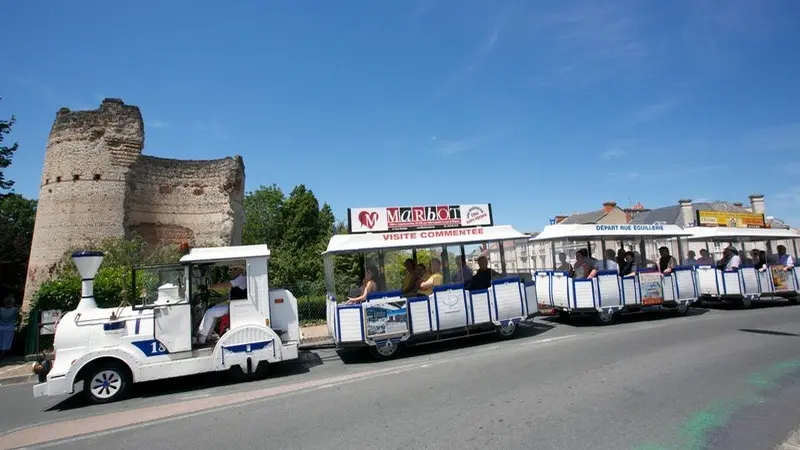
[688, 226, 800, 307]
[32, 244, 300, 404]
[323, 203, 538, 359]
[530, 223, 698, 324]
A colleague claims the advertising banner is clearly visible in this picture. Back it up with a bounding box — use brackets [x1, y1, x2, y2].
[771, 265, 790, 292]
[696, 210, 766, 228]
[365, 299, 408, 338]
[639, 272, 664, 306]
[348, 204, 493, 233]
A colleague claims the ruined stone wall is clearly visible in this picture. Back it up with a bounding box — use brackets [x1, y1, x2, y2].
[23, 99, 245, 312]
[127, 155, 244, 247]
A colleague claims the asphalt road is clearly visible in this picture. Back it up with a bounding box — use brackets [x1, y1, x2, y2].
[3, 301, 800, 450]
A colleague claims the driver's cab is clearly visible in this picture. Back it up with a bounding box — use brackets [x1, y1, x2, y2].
[131, 244, 291, 353]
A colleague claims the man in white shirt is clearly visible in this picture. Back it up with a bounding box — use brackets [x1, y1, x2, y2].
[196, 265, 247, 344]
[777, 245, 795, 271]
[723, 247, 741, 270]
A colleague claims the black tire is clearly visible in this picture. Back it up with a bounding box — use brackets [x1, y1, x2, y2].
[496, 321, 519, 340]
[739, 296, 752, 309]
[557, 311, 571, 323]
[82, 361, 132, 405]
[368, 341, 401, 360]
[228, 360, 269, 382]
[788, 296, 799, 306]
[594, 310, 616, 326]
[674, 302, 690, 316]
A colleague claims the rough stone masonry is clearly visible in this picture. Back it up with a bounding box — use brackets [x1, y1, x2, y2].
[22, 98, 245, 312]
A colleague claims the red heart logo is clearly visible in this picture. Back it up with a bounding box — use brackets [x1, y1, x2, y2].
[358, 211, 379, 229]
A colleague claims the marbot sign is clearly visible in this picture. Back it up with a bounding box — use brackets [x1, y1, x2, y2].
[348, 203, 493, 233]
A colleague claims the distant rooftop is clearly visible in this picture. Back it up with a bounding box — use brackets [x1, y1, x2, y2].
[629, 201, 751, 225]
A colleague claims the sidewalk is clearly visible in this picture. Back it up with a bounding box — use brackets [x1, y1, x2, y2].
[0, 359, 35, 386]
[299, 324, 334, 348]
[778, 426, 800, 450]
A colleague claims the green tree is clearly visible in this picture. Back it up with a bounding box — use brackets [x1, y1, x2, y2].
[242, 184, 285, 247]
[0, 97, 19, 193]
[242, 184, 336, 298]
[0, 194, 36, 299]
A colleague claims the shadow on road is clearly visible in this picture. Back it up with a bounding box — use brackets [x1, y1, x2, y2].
[540, 306, 710, 328]
[740, 328, 800, 337]
[336, 321, 555, 365]
[45, 350, 328, 412]
[698, 297, 799, 311]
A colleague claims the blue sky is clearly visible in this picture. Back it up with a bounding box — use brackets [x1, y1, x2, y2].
[3, 0, 800, 232]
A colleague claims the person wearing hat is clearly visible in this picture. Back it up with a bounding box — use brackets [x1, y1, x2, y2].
[196, 265, 247, 344]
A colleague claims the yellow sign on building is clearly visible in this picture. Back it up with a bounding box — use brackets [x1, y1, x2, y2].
[696, 210, 766, 228]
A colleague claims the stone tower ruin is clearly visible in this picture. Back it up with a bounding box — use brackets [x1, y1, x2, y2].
[23, 98, 245, 311]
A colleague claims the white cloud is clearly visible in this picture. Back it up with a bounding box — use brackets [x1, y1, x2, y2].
[602, 148, 625, 159]
[633, 97, 685, 123]
[147, 120, 169, 129]
[742, 122, 800, 152]
[432, 129, 510, 156]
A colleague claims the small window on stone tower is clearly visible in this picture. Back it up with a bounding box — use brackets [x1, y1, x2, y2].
[73, 174, 80, 181]
[45, 178, 50, 184]
[93, 174, 101, 181]
[56, 176, 62, 183]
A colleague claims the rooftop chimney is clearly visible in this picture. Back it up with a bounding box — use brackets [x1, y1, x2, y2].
[678, 199, 694, 227]
[602, 201, 617, 214]
[749, 194, 765, 215]
[733, 202, 744, 208]
[72, 250, 104, 311]
[555, 215, 568, 224]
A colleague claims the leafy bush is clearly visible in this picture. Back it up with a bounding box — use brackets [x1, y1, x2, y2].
[297, 296, 327, 324]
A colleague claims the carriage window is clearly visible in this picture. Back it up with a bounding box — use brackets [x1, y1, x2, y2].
[486, 242, 504, 274]
[443, 245, 463, 284]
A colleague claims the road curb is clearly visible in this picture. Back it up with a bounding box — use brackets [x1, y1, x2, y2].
[777, 426, 800, 450]
[0, 374, 36, 386]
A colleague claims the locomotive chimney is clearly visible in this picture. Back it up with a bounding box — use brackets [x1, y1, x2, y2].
[72, 251, 105, 311]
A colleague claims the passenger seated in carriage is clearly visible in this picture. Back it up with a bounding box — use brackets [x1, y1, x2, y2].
[696, 249, 714, 265]
[556, 253, 572, 272]
[468, 255, 501, 290]
[620, 251, 637, 277]
[401, 258, 418, 297]
[750, 249, 767, 272]
[685, 250, 697, 266]
[717, 246, 741, 270]
[602, 249, 619, 271]
[571, 249, 597, 279]
[777, 245, 795, 271]
[658, 247, 677, 275]
[346, 265, 378, 304]
[417, 258, 444, 296]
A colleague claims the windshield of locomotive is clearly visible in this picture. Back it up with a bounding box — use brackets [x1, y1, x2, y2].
[134, 265, 188, 306]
